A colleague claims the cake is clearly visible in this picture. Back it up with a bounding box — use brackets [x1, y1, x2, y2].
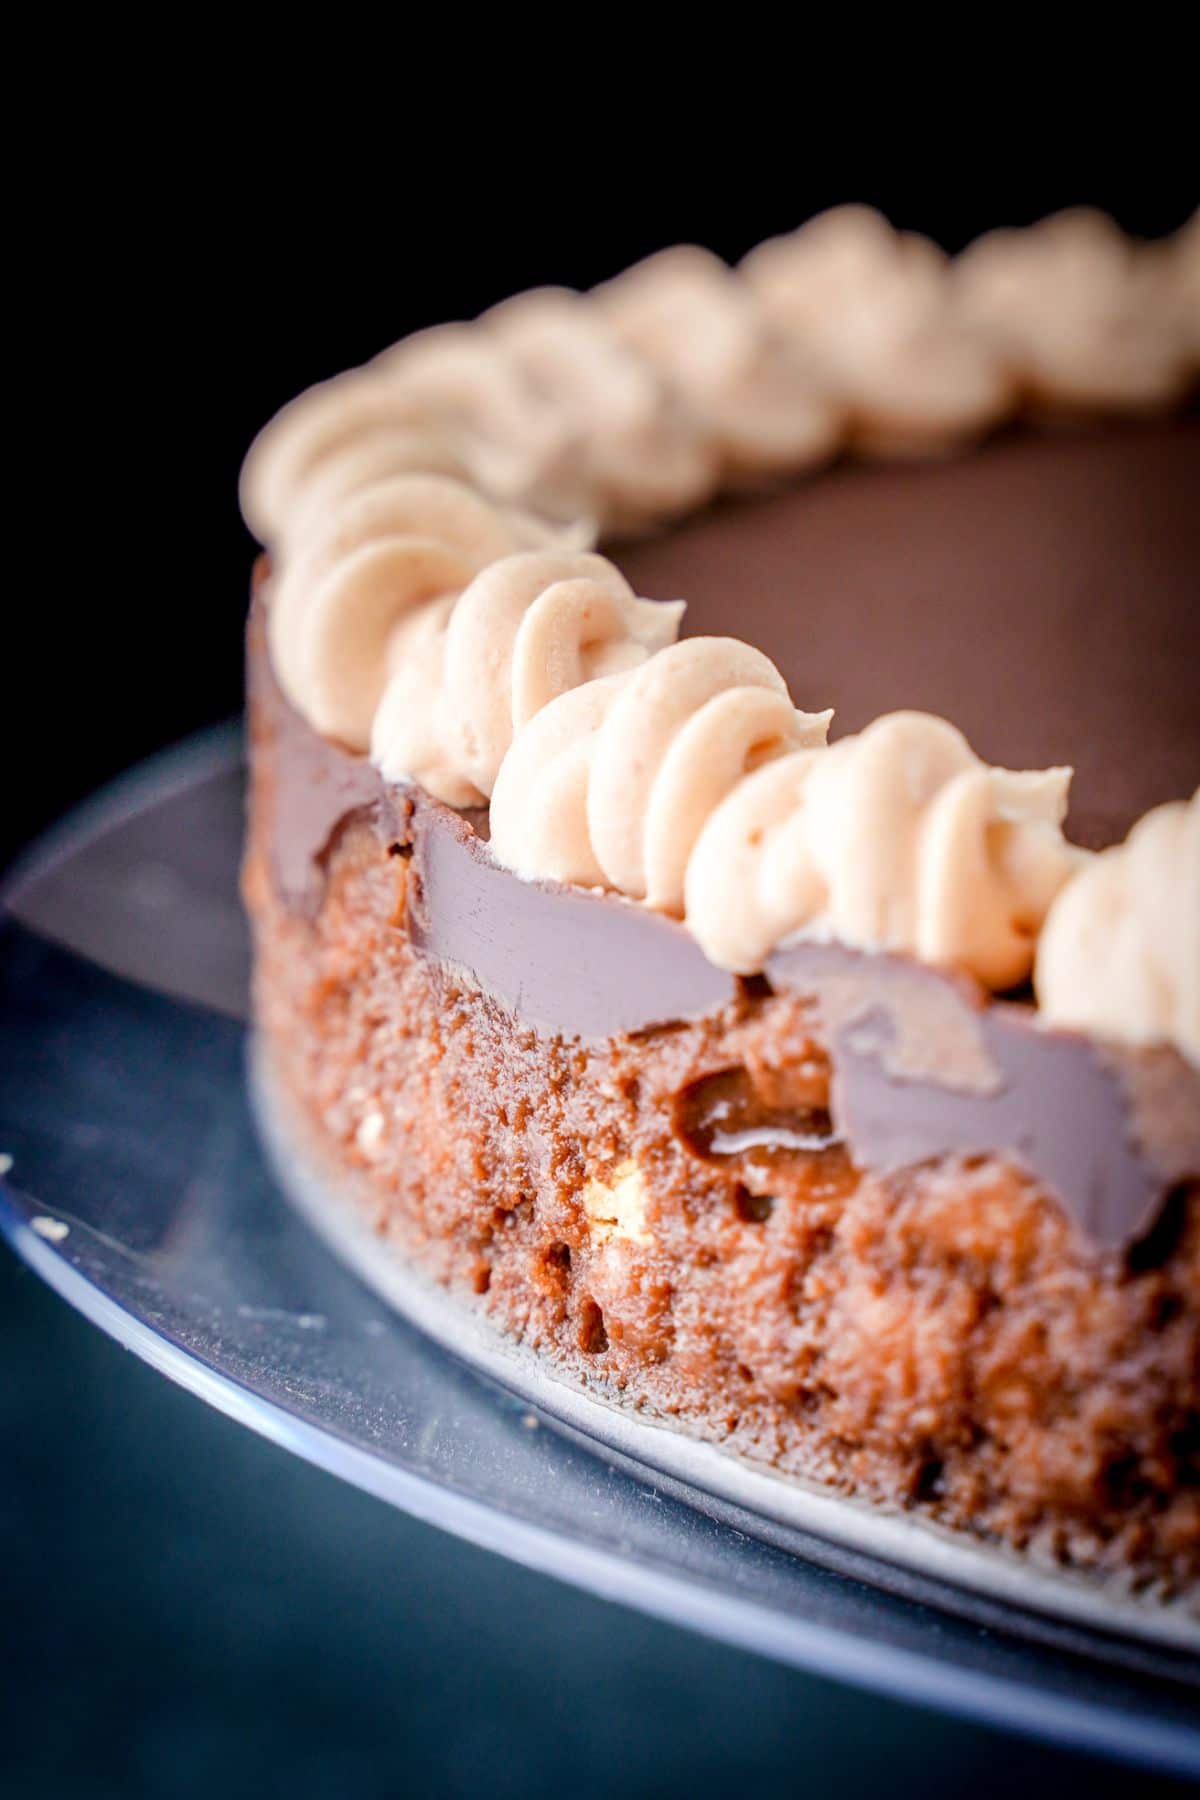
[239, 208, 1200, 1596]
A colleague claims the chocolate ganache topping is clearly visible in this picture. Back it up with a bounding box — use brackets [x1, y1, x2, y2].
[248, 419, 1200, 1251]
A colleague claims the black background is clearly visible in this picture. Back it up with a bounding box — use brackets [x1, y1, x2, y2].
[9, 121, 1197, 862]
[4, 108, 1198, 1797]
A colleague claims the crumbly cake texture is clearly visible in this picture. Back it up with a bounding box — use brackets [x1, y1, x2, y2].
[244, 667, 1200, 1593]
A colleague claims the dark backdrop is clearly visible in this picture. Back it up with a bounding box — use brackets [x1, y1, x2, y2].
[8, 134, 1197, 864]
[4, 121, 1197, 1798]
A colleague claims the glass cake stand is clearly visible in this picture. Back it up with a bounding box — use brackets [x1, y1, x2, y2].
[1, 726, 1197, 1779]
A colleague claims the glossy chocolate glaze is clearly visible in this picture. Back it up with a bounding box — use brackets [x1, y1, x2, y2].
[248, 590, 737, 1031]
[409, 800, 736, 1036]
[766, 942, 1197, 1249]
[250, 422, 1200, 1248]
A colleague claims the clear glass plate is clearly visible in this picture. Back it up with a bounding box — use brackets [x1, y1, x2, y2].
[1, 726, 1197, 1779]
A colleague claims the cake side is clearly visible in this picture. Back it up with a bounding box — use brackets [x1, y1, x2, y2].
[244, 613, 1200, 1593]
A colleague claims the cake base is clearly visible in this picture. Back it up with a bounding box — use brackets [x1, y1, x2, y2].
[250, 1033, 1199, 1651]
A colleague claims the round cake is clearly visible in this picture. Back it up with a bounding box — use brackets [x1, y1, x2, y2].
[239, 208, 1200, 1597]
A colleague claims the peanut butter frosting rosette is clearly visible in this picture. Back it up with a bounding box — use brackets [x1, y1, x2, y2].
[267, 473, 585, 751]
[373, 549, 684, 807]
[682, 713, 1079, 983]
[1037, 791, 1200, 1066]
[952, 208, 1200, 415]
[593, 244, 843, 480]
[740, 206, 1012, 455]
[489, 636, 831, 908]
[481, 286, 720, 532]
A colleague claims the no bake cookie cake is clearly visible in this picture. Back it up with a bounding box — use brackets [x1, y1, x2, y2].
[239, 207, 1200, 1595]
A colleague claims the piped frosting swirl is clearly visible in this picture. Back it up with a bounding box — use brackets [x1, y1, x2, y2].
[594, 244, 843, 479]
[482, 286, 719, 531]
[953, 208, 1198, 414]
[268, 473, 578, 750]
[741, 206, 1012, 454]
[684, 712, 1079, 983]
[489, 636, 831, 911]
[1036, 791, 1200, 1066]
[373, 549, 683, 806]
